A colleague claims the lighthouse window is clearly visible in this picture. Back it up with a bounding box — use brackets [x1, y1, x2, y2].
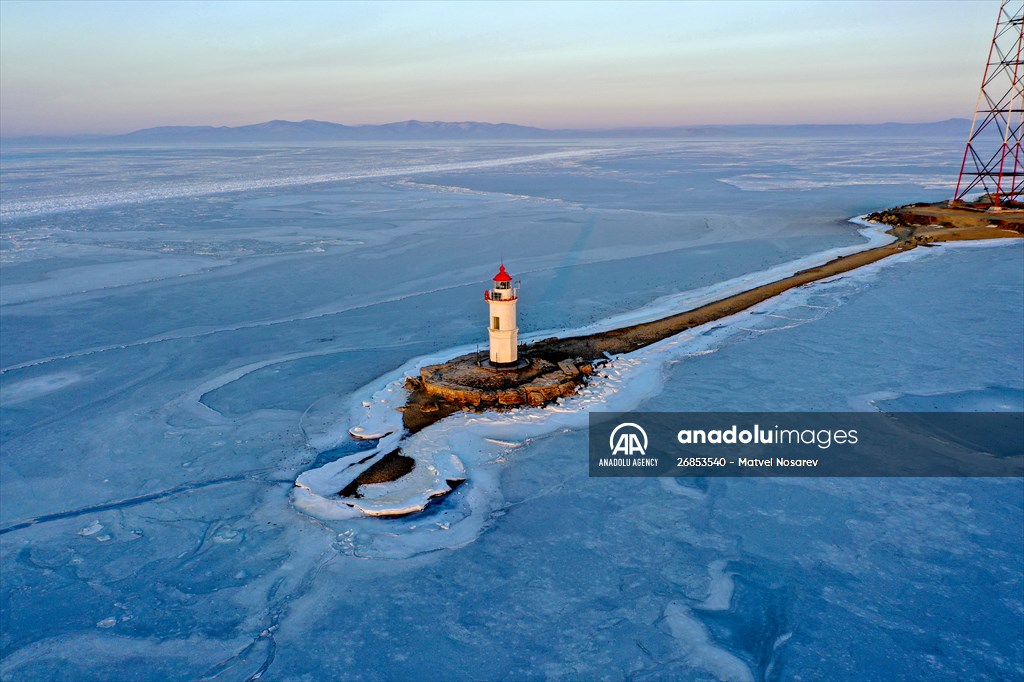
[492, 316, 500, 330]
[496, 281, 510, 289]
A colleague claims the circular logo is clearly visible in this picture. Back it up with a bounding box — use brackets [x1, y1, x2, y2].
[609, 422, 648, 456]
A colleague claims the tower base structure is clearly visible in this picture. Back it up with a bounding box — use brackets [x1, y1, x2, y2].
[480, 357, 530, 371]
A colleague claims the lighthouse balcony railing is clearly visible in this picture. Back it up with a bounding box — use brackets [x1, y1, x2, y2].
[485, 290, 518, 301]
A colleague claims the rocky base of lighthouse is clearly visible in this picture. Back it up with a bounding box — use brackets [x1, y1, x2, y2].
[417, 354, 592, 406]
[399, 353, 594, 431]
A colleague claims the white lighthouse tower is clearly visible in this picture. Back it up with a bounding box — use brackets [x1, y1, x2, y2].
[485, 264, 519, 367]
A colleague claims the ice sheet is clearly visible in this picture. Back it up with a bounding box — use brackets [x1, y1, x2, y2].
[2, 138, 1019, 680]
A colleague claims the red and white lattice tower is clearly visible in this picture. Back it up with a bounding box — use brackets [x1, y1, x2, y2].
[954, 0, 1024, 207]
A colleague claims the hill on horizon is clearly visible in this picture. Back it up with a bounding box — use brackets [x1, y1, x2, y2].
[3, 117, 972, 145]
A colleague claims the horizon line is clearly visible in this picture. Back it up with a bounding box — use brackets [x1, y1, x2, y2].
[0, 116, 972, 141]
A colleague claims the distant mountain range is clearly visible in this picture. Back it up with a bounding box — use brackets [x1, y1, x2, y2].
[3, 118, 972, 146]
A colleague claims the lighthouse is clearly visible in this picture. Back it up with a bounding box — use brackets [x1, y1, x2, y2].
[485, 264, 519, 367]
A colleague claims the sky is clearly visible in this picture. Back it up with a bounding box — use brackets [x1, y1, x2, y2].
[0, 0, 999, 136]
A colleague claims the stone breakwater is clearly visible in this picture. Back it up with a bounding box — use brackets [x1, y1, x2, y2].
[409, 354, 594, 408]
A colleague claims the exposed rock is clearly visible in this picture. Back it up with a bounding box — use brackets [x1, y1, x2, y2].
[417, 354, 585, 409]
[339, 450, 415, 498]
[497, 389, 521, 405]
[557, 359, 579, 376]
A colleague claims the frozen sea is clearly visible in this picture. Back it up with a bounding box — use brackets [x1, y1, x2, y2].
[1, 137, 1022, 680]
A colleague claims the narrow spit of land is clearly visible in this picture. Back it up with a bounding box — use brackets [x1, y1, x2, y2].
[342, 205, 1023, 499]
[526, 222, 1021, 361]
[400, 208, 1023, 434]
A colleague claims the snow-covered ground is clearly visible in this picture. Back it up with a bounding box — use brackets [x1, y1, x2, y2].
[1, 137, 1021, 680]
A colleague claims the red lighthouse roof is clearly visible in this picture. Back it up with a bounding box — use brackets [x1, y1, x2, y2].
[493, 264, 512, 282]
